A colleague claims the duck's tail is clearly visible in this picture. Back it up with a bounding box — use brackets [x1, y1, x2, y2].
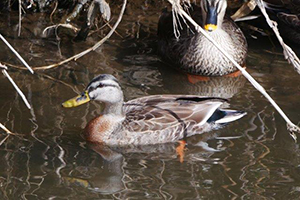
[208, 109, 246, 124]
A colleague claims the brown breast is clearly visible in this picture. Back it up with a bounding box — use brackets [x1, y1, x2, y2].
[85, 116, 112, 143]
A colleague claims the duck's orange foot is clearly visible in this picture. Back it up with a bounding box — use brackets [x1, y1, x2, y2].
[225, 67, 247, 78]
[176, 140, 187, 163]
[187, 74, 210, 84]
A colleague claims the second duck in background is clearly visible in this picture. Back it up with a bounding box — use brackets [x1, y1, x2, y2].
[157, 0, 248, 76]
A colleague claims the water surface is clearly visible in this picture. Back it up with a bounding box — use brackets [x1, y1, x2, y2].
[0, 1, 300, 199]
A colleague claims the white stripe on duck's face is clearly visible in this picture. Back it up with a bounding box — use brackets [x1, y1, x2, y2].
[87, 77, 123, 104]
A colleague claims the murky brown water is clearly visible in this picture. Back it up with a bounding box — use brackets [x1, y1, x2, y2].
[0, 1, 300, 199]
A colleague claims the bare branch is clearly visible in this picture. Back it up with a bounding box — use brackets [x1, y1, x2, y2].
[32, 0, 126, 70]
[0, 123, 11, 147]
[255, 0, 300, 74]
[42, 24, 79, 36]
[18, 0, 22, 36]
[0, 123, 12, 134]
[0, 34, 34, 74]
[0, 135, 10, 147]
[1, 64, 31, 109]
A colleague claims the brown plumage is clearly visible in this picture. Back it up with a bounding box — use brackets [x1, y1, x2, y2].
[157, 1, 247, 76]
[63, 74, 246, 146]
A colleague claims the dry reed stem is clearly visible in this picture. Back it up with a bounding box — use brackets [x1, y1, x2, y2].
[6, 0, 127, 71]
[168, 0, 300, 140]
[0, 123, 12, 147]
[1, 63, 31, 109]
[42, 23, 79, 35]
[0, 123, 23, 146]
[37, 0, 127, 69]
[0, 34, 34, 74]
[255, 0, 300, 74]
[0, 123, 12, 134]
[0, 135, 10, 147]
[18, 0, 22, 37]
[50, 1, 58, 24]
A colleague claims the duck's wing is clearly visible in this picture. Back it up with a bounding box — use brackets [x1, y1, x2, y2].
[123, 95, 226, 133]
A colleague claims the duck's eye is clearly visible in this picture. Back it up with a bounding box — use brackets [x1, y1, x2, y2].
[97, 83, 105, 88]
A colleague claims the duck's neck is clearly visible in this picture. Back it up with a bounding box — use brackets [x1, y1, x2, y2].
[102, 101, 124, 116]
[85, 100, 125, 144]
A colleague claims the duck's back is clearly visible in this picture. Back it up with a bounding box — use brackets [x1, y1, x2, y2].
[108, 95, 245, 146]
[157, 5, 247, 76]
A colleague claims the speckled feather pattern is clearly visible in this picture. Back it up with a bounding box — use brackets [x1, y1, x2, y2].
[85, 95, 224, 146]
[158, 6, 247, 76]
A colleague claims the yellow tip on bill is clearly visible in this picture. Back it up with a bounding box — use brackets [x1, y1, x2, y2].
[204, 24, 217, 32]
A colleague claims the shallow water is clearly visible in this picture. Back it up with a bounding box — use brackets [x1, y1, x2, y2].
[0, 1, 300, 199]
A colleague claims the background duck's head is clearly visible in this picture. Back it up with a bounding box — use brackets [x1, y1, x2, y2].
[200, 0, 227, 32]
[62, 74, 124, 108]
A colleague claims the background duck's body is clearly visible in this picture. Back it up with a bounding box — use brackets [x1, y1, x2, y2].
[63, 75, 246, 147]
[158, 2, 247, 76]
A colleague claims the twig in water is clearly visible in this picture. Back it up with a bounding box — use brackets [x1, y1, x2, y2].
[1, 63, 31, 109]
[168, 1, 300, 140]
[0, 123, 12, 134]
[0, 123, 12, 147]
[18, 0, 22, 36]
[42, 24, 79, 36]
[50, 1, 58, 24]
[33, 0, 127, 70]
[0, 135, 10, 147]
[104, 19, 123, 39]
[0, 34, 34, 74]
[255, 0, 300, 74]
[2, 0, 126, 71]
[38, 72, 81, 94]
[0, 123, 23, 146]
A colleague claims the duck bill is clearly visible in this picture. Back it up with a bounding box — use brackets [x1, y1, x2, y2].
[62, 91, 90, 108]
[204, 6, 218, 32]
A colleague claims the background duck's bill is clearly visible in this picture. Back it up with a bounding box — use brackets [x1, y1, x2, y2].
[205, 6, 218, 32]
[62, 91, 90, 108]
[204, 24, 217, 31]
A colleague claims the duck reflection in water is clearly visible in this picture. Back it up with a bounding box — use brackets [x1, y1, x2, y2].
[62, 145, 125, 194]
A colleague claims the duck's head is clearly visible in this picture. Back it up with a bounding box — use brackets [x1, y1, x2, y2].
[201, 0, 227, 32]
[62, 74, 123, 108]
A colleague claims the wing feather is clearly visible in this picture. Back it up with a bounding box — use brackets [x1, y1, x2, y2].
[123, 95, 225, 133]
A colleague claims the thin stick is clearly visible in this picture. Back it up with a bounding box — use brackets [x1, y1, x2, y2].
[0, 123, 21, 146]
[0, 135, 10, 147]
[169, 1, 299, 140]
[18, 0, 22, 37]
[28, 0, 127, 70]
[0, 123, 12, 134]
[0, 123, 11, 147]
[1, 0, 127, 71]
[50, 1, 58, 23]
[0, 34, 34, 74]
[2, 68, 31, 109]
[42, 24, 79, 35]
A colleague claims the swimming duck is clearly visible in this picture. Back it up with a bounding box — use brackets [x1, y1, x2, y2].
[157, 0, 248, 76]
[62, 74, 246, 146]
